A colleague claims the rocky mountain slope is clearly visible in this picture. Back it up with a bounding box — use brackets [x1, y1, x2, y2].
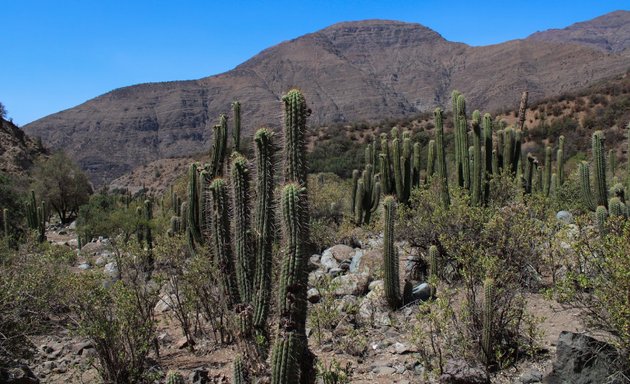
[0, 118, 47, 177]
[23, 11, 630, 186]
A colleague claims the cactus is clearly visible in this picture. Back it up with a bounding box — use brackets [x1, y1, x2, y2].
[37, 201, 46, 243]
[608, 197, 626, 218]
[187, 163, 202, 248]
[168, 216, 181, 236]
[252, 128, 276, 342]
[232, 101, 241, 152]
[392, 137, 404, 200]
[271, 184, 309, 384]
[592, 131, 608, 208]
[611, 183, 626, 203]
[428, 245, 439, 298]
[412, 142, 422, 188]
[482, 277, 494, 366]
[596, 205, 608, 234]
[543, 146, 552, 197]
[609, 149, 616, 178]
[165, 370, 185, 384]
[353, 165, 381, 225]
[231, 153, 253, 304]
[457, 94, 470, 189]
[233, 355, 247, 384]
[471, 110, 482, 206]
[208, 178, 239, 308]
[579, 161, 597, 211]
[557, 136, 565, 185]
[517, 91, 528, 131]
[426, 140, 436, 183]
[383, 196, 400, 309]
[209, 115, 229, 178]
[380, 133, 393, 194]
[483, 113, 493, 202]
[282, 89, 308, 186]
[524, 154, 536, 194]
[434, 108, 450, 208]
[144, 199, 153, 252]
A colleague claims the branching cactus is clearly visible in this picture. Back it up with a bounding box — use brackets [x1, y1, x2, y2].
[482, 277, 494, 366]
[231, 153, 253, 304]
[383, 196, 400, 309]
[353, 165, 381, 225]
[252, 128, 276, 342]
[208, 178, 239, 308]
[434, 108, 450, 208]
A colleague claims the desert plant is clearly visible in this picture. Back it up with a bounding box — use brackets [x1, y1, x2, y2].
[383, 196, 400, 309]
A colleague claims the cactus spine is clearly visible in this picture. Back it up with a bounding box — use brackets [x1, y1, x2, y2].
[434, 108, 450, 208]
[482, 277, 494, 366]
[208, 178, 239, 308]
[383, 196, 400, 309]
[592, 131, 608, 208]
[231, 153, 253, 304]
[232, 101, 241, 152]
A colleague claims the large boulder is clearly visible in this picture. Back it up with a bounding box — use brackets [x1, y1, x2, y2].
[544, 331, 624, 384]
[331, 273, 371, 297]
[327, 244, 356, 262]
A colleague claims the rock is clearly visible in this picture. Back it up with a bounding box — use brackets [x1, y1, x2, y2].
[357, 284, 391, 327]
[372, 366, 397, 375]
[308, 270, 325, 286]
[519, 369, 543, 383]
[556, 210, 573, 224]
[327, 244, 355, 262]
[0, 365, 40, 383]
[328, 267, 344, 277]
[307, 288, 321, 303]
[331, 272, 371, 296]
[349, 249, 364, 273]
[189, 368, 209, 384]
[439, 358, 489, 384]
[339, 259, 351, 271]
[66, 238, 78, 247]
[154, 294, 176, 313]
[393, 342, 413, 354]
[104, 262, 119, 279]
[368, 279, 384, 291]
[320, 251, 340, 272]
[70, 341, 93, 355]
[77, 262, 91, 270]
[545, 331, 623, 384]
[356, 249, 383, 275]
[336, 295, 358, 313]
[94, 256, 108, 266]
[176, 336, 195, 350]
[410, 282, 432, 303]
[68, 221, 77, 230]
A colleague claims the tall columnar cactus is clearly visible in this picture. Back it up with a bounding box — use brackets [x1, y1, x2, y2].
[579, 161, 597, 211]
[392, 137, 404, 200]
[482, 277, 494, 366]
[365, 142, 377, 172]
[456, 94, 470, 189]
[383, 196, 400, 309]
[557, 136, 565, 186]
[412, 142, 422, 188]
[596, 205, 608, 234]
[353, 165, 381, 225]
[426, 139, 436, 183]
[452, 91, 462, 185]
[592, 131, 608, 208]
[543, 146, 552, 197]
[271, 184, 309, 384]
[471, 110, 482, 206]
[434, 108, 450, 208]
[252, 128, 276, 341]
[380, 133, 393, 195]
[524, 154, 536, 194]
[282, 89, 308, 186]
[231, 153, 253, 304]
[187, 163, 202, 248]
[483, 113, 493, 202]
[232, 101, 241, 153]
[144, 199, 153, 256]
[233, 355, 247, 384]
[517, 91, 528, 131]
[208, 114, 229, 179]
[208, 178, 239, 308]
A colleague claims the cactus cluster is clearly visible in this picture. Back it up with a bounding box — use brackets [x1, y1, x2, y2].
[26, 190, 46, 242]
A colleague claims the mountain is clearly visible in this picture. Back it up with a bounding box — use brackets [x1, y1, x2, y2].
[0, 118, 47, 177]
[23, 12, 630, 186]
[527, 10, 630, 53]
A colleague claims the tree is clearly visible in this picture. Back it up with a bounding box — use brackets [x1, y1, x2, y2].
[31, 152, 92, 224]
[0, 102, 6, 119]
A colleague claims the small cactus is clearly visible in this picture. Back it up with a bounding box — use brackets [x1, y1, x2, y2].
[165, 370, 185, 384]
[596, 205, 608, 234]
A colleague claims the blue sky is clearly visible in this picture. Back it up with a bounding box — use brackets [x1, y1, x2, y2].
[1, 1, 627, 126]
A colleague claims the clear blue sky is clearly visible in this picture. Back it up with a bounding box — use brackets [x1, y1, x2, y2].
[1, 0, 627, 126]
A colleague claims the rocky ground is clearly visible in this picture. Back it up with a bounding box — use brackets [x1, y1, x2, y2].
[4, 223, 625, 384]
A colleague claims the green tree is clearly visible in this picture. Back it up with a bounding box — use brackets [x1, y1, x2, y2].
[0, 102, 7, 119]
[31, 152, 92, 224]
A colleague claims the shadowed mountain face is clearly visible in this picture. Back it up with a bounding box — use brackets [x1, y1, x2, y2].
[23, 12, 630, 186]
[0, 118, 46, 177]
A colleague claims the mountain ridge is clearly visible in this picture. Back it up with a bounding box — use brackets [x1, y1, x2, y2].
[23, 10, 630, 186]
